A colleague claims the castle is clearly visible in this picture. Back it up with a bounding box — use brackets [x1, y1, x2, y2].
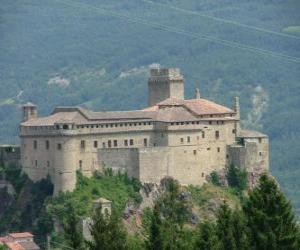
[20, 67, 269, 194]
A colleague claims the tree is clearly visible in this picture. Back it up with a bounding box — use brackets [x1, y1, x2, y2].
[88, 206, 128, 250]
[216, 203, 237, 250]
[63, 204, 84, 250]
[226, 164, 248, 191]
[0, 244, 7, 250]
[243, 174, 300, 250]
[146, 204, 164, 250]
[210, 171, 221, 186]
[146, 177, 191, 249]
[194, 221, 218, 250]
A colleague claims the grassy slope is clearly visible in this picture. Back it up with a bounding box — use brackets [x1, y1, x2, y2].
[0, 0, 299, 213]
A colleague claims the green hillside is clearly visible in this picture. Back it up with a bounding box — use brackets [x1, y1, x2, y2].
[0, 0, 299, 214]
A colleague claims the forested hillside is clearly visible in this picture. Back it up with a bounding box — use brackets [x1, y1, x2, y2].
[0, 0, 299, 213]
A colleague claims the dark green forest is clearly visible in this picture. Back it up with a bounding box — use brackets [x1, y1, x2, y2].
[0, 0, 299, 214]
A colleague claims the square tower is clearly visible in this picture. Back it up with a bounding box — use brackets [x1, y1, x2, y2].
[148, 67, 184, 106]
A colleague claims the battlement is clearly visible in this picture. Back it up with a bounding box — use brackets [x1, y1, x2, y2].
[149, 68, 183, 80]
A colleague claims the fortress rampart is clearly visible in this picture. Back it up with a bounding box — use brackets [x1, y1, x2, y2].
[19, 67, 269, 194]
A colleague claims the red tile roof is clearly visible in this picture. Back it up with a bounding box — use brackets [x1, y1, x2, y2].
[21, 97, 236, 126]
[8, 233, 33, 239]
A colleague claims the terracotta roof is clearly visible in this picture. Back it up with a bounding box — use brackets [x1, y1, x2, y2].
[145, 98, 234, 115]
[8, 233, 33, 239]
[184, 98, 234, 115]
[18, 241, 40, 250]
[5, 242, 24, 250]
[239, 130, 267, 138]
[21, 97, 236, 126]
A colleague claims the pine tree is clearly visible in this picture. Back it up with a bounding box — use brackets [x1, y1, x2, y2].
[231, 209, 250, 250]
[146, 204, 164, 250]
[194, 221, 218, 250]
[216, 203, 237, 250]
[148, 177, 191, 250]
[63, 204, 84, 250]
[88, 207, 128, 250]
[226, 164, 248, 191]
[243, 174, 300, 250]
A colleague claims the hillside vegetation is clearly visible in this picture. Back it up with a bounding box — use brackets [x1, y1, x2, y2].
[0, 0, 299, 214]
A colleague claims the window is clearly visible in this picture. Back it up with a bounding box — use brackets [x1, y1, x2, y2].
[57, 143, 62, 150]
[193, 150, 197, 155]
[209, 121, 212, 125]
[79, 160, 83, 170]
[33, 140, 37, 149]
[45, 140, 49, 150]
[259, 138, 262, 143]
[232, 129, 236, 134]
[108, 140, 112, 148]
[161, 133, 164, 138]
[94, 141, 98, 148]
[226, 154, 229, 159]
[130, 139, 134, 146]
[47, 161, 50, 167]
[217, 147, 220, 153]
[202, 132, 205, 138]
[113, 140, 118, 147]
[144, 138, 148, 147]
[80, 140, 85, 149]
[35, 160, 38, 167]
[202, 173, 205, 177]
[259, 152, 262, 156]
[215, 131, 220, 139]
[124, 140, 128, 146]
[102, 142, 106, 148]
[187, 136, 191, 143]
[180, 138, 184, 144]
[207, 148, 211, 151]
[63, 124, 68, 129]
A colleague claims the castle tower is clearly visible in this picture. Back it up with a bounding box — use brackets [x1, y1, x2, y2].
[148, 67, 184, 106]
[233, 96, 241, 136]
[22, 103, 37, 122]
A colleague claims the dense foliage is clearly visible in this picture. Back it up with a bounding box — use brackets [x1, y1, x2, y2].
[0, 0, 299, 214]
[48, 170, 142, 221]
[88, 207, 128, 250]
[0, 165, 53, 245]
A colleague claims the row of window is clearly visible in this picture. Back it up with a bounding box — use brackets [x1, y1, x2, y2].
[82, 138, 148, 149]
[180, 131, 220, 144]
[33, 138, 149, 150]
[27, 118, 231, 131]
